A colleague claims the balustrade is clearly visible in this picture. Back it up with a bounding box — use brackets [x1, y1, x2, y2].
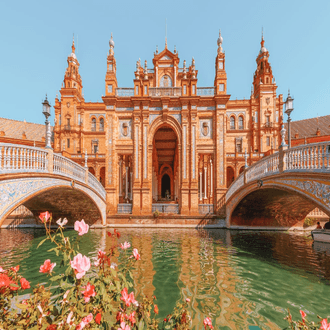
[152, 204, 179, 214]
[226, 141, 330, 202]
[116, 88, 134, 97]
[149, 87, 181, 97]
[117, 203, 132, 214]
[196, 87, 215, 96]
[198, 204, 214, 215]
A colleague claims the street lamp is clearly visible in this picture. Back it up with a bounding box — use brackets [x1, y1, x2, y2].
[42, 95, 52, 149]
[284, 90, 294, 148]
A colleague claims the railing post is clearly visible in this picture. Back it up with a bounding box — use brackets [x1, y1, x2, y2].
[279, 144, 287, 173]
[85, 168, 89, 184]
[47, 149, 53, 174]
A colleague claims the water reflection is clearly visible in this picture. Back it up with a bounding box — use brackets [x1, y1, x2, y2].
[0, 228, 330, 329]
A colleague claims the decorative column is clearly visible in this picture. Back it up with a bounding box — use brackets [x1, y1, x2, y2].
[119, 160, 122, 197]
[210, 159, 213, 197]
[125, 166, 128, 199]
[199, 171, 203, 201]
[204, 167, 207, 199]
[130, 172, 133, 200]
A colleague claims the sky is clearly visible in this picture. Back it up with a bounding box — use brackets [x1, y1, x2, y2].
[0, 0, 329, 125]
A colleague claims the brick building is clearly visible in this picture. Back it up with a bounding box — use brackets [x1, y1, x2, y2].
[52, 32, 285, 216]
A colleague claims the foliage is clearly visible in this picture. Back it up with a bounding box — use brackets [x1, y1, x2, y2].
[0, 214, 215, 330]
[153, 210, 159, 218]
[304, 217, 315, 227]
[285, 309, 329, 330]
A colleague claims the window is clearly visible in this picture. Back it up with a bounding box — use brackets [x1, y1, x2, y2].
[218, 61, 223, 69]
[92, 140, 99, 154]
[236, 140, 242, 153]
[91, 118, 96, 131]
[107, 85, 113, 93]
[238, 116, 244, 130]
[255, 111, 258, 123]
[99, 118, 104, 131]
[67, 139, 70, 149]
[108, 64, 113, 71]
[230, 117, 235, 130]
[183, 85, 187, 95]
[219, 83, 224, 92]
[144, 86, 147, 95]
[135, 85, 139, 95]
[266, 137, 270, 146]
[192, 85, 196, 94]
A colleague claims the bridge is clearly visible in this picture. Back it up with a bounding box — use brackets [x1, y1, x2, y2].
[0, 143, 106, 227]
[225, 141, 330, 228]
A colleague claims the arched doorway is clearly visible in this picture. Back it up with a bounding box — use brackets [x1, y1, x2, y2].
[99, 167, 105, 187]
[152, 125, 178, 202]
[161, 174, 171, 199]
[88, 167, 95, 176]
[226, 166, 235, 188]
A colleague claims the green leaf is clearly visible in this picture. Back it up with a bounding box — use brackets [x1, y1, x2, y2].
[16, 303, 28, 310]
[37, 238, 48, 249]
[138, 319, 145, 330]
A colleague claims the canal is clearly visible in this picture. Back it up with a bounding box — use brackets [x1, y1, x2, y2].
[1, 228, 329, 329]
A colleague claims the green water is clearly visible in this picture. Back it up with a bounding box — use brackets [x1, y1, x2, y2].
[1, 228, 330, 329]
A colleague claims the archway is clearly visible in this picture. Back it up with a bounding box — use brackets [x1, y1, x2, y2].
[161, 174, 171, 199]
[226, 166, 235, 188]
[152, 125, 178, 202]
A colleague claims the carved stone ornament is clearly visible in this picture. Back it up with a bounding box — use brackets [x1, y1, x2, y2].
[67, 102, 71, 108]
[202, 122, 209, 136]
[122, 122, 128, 136]
[119, 120, 132, 139]
[266, 97, 270, 105]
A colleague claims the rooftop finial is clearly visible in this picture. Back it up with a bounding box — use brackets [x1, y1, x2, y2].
[217, 29, 223, 54]
[109, 33, 115, 55]
[72, 34, 75, 54]
[165, 19, 168, 49]
[260, 29, 267, 54]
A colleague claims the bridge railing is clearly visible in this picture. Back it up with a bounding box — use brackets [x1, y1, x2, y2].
[0, 143, 106, 200]
[0, 144, 48, 173]
[226, 141, 330, 202]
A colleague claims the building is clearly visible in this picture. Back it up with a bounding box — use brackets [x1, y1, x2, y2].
[53, 32, 284, 216]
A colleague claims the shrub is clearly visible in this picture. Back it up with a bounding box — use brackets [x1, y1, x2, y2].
[0, 214, 216, 330]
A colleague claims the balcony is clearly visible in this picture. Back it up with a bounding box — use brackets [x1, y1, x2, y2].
[117, 203, 132, 214]
[264, 122, 274, 128]
[197, 87, 215, 96]
[198, 204, 214, 215]
[64, 125, 71, 131]
[149, 87, 181, 97]
[116, 88, 134, 97]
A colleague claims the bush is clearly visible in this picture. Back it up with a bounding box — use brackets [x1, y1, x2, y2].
[0, 213, 216, 330]
[304, 217, 315, 227]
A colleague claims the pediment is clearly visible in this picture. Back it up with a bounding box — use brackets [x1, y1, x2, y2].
[160, 55, 171, 60]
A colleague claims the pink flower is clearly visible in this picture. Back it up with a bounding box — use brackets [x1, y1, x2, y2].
[56, 218, 68, 228]
[118, 322, 131, 330]
[203, 317, 213, 329]
[74, 220, 89, 236]
[0, 266, 4, 273]
[186, 298, 191, 302]
[76, 313, 93, 330]
[300, 310, 306, 319]
[120, 287, 138, 307]
[132, 248, 140, 260]
[39, 259, 56, 274]
[39, 211, 51, 223]
[120, 242, 131, 250]
[320, 319, 330, 330]
[128, 311, 136, 325]
[82, 282, 96, 302]
[20, 278, 30, 290]
[71, 254, 90, 279]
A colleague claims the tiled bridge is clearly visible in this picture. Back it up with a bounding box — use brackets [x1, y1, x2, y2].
[226, 141, 330, 228]
[0, 143, 106, 226]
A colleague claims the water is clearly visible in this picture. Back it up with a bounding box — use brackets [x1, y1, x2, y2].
[1, 228, 330, 329]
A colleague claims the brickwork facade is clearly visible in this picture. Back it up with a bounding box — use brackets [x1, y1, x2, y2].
[53, 33, 284, 216]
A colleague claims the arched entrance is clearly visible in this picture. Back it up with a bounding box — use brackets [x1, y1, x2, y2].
[226, 166, 235, 188]
[152, 125, 178, 203]
[161, 174, 171, 199]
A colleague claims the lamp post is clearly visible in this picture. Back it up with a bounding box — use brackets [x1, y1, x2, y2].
[42, 95, 52, 149]
[284, 91, 294, 148]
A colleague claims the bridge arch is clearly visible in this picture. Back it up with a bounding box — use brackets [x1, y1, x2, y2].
[0, 176, 106, 227]
[226, 174, 330, 228]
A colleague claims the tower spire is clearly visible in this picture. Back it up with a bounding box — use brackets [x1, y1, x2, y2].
[165, 18, 167, 49]
[72, 34, 75, 54]
[109, 32, 115, 55]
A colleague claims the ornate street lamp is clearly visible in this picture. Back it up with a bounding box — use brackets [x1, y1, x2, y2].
[284, 91, 294, 148]
[42, 95, 52, 149]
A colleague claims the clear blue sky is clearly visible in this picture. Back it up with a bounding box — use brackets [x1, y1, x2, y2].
[0, 0, 329, 125]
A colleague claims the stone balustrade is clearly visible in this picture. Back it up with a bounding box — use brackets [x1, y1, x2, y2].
[149, 87, 181, 97]
[196, 87, 215, 96]
[0, 143, 106, 200]
[226, 141, 330, 202]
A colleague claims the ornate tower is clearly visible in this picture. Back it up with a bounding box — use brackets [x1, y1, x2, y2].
[105, 33, 117, 96]
[214, 30, 227, 95]
[251, 34, 282, 153]
[54, 37, 84, 153]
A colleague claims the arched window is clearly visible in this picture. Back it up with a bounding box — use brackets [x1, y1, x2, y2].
[99, 118, 104, 131]
[226, 167, 235, 188]
[230, 117, 235, 130]
[91, 118, 96, 131]
[238, 116, 244, 130]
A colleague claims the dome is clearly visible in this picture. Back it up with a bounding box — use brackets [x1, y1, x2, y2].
[260, 46, 267, 54]
[70, 52, 77, 59]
